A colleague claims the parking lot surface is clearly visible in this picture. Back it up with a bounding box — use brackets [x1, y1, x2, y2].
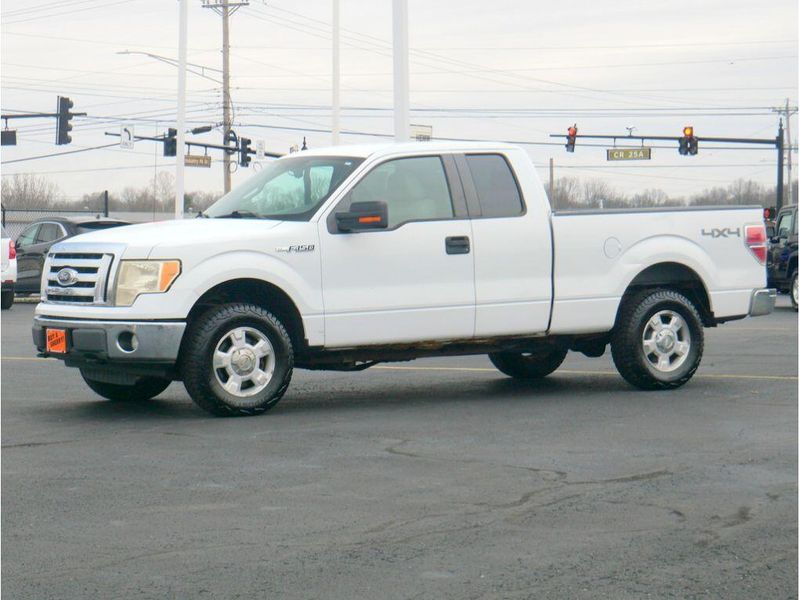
[2, 300, 797, 599]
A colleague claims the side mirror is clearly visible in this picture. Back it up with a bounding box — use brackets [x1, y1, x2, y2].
[335, 201, 388, 232]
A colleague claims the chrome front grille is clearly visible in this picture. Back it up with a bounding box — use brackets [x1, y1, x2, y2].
[43, 251, 115, 305]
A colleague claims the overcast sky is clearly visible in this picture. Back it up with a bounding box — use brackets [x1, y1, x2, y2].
[1, 0, 797, 201]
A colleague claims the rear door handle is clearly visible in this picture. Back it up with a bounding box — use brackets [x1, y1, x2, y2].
[445, 235, 470, 255]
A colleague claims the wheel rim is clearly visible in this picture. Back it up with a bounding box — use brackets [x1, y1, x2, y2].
[641, 309, 691, 374]
[213, 326, 276, 400]
[793, 276, 798, 304]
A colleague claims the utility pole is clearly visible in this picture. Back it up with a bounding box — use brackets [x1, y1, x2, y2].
[203, 0, 249, 193]
[772, 100, 798, 206]
[175, 0, 188, 220]
[392, 0, 409, 142]
[331, 0, 340, 145]
[777, 119, 784, 212]
[786, 99, 794, 205]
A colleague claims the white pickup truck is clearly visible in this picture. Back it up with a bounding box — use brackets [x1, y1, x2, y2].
[33, 142, 775, 416]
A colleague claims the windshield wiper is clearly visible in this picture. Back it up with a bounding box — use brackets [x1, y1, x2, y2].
[213, 210, 262, 219]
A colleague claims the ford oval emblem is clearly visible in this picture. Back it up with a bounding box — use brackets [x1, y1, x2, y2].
[56, 267, 79, 287]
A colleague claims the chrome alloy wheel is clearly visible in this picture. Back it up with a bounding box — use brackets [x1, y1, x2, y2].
[793, 276, 798, 306]
[641, 310, 691, 373]
[213, 326, 276, 400]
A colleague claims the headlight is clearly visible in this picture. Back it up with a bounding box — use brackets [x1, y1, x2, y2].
[114, 260, 181, 306]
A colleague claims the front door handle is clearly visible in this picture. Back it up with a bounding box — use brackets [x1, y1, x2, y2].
[445, 235, 470, 255]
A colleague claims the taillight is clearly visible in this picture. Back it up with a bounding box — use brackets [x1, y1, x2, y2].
[744, 224, 767, 265]
[8, 239, 16, 260]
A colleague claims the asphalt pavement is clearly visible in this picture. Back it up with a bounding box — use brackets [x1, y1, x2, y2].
[2, 300, 797, 599]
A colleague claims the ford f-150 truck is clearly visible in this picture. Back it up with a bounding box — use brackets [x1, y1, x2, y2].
[33, 142, 776, 416]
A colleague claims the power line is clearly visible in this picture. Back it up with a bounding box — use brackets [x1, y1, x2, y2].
[1, 142, 120, 164]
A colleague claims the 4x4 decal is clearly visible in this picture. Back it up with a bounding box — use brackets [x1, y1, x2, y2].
[701, 227, 741, 238]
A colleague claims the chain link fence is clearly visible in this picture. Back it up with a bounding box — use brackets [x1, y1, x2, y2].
[1, 192, 109, 239]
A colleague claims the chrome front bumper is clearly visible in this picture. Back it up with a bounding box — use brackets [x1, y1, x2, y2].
[33, 316, 186, 362]
[749, 288, 777, 317]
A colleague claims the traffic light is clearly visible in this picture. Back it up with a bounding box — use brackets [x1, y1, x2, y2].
[239, 137, 252, 167]
[679, 126, 698, 156]
[566, 124, 577, 152]
[56, 96, 74, 145]
[163, 127, 177, 157]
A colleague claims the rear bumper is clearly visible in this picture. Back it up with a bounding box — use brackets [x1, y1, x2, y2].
[33, 316, 186, 363]
[749, 288, 777, 317]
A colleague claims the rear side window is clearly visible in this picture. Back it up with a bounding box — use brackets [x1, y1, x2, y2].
[465, 154, 523, 218]
[36, 223, 64, 243]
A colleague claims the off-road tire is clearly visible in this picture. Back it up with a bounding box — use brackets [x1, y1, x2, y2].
[488, 348, 568, 379]
[180, 303, 293, 417]
[611, 288, 704, 390]
[1, 290, 13, 310]
[81, 371, 171, 401]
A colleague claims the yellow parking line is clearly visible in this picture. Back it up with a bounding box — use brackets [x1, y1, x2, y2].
[1, 357, 796, 381]
[374, 365, 797, 381]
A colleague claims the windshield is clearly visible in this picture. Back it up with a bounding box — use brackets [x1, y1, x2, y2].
[204, 155, 364, 220]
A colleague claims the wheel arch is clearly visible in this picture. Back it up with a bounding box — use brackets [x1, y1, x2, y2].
[619, 262, 714, 327]
[186, 278, 308, 353]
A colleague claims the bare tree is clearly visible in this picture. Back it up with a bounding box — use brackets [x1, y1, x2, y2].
[1, 174, 63, 209]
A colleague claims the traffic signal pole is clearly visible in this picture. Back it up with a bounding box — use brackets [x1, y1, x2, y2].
[550, 126, 787, 211]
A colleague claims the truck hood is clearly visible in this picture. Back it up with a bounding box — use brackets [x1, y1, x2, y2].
[58, 218, 285, 259]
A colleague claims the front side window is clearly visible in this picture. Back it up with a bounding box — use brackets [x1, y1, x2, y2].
[777, 212, 794, 238]
[205, 155, 363, 220]
[16, 225, 39, 248]
[344, 156, 454, 228]
[465, 154, 524, 218]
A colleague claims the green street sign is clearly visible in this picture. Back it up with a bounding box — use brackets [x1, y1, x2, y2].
[606, 147, 652, 161]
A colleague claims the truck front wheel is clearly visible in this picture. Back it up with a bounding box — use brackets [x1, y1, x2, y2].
[611, 288, 704, 390]
[81, 371, 171, 402]
[489, 348, 567, 379]
[180, 303, 293, 417]
[790, 271, 797, 310]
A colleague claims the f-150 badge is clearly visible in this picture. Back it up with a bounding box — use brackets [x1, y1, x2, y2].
[276, 244, 315, 253]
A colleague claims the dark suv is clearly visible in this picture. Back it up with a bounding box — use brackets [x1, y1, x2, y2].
[766, 206, 798, 310]
[14, 216, 130, 294]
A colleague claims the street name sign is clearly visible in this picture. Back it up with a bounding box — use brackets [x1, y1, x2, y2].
[185, 154, 212, 168]
[606, 147, 651, 161]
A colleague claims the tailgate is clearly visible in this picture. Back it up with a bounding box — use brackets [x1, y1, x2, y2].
[1, 237, 8, 270]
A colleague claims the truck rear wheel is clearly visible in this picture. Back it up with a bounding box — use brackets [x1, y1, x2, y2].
[80, 371, 171, 402]
[489, 348, 567, 379]
[180, 303, 293, 417]
[611, 288, 704, 390]
[1, 290, 13, 310]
